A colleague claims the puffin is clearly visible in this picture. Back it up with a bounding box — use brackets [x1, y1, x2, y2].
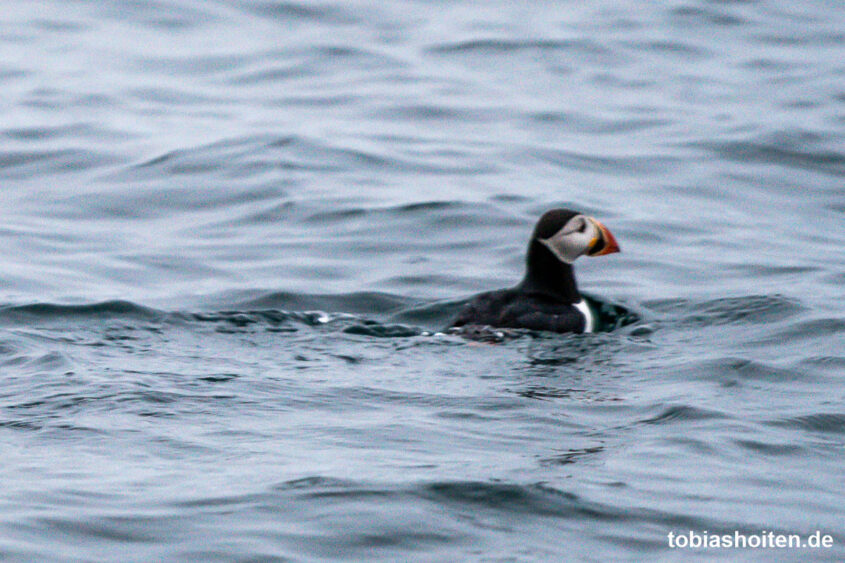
[450, 209, 620, 334]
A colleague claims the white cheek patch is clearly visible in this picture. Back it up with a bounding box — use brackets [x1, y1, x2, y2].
[537, 215, 596, 264]
[538, 235, 575, 264]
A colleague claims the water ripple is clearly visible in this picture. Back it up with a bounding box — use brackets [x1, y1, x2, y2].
[1, 0, 844, 559]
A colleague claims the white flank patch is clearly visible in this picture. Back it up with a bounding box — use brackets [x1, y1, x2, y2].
[574, 299, 594, 333]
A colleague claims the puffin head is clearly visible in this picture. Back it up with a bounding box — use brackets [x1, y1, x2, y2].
[519, 208, 620, 303]
[532, 208, 620, 264]
[520, 209, 620, 303]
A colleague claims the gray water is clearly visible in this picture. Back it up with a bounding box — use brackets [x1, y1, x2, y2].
[1, 1, 843, 561]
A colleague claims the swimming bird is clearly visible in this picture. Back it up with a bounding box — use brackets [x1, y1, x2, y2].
[450, 209, 619, 334]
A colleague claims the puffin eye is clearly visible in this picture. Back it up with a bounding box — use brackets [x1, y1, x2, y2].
[577, 220, 587, 233]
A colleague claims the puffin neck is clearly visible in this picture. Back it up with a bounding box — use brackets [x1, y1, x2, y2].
[519, 240, 581, 304]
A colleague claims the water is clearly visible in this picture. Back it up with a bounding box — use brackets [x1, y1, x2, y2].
[1, 0, 843, 560]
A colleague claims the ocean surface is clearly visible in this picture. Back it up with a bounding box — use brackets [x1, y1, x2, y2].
[1, 1, 843, 560]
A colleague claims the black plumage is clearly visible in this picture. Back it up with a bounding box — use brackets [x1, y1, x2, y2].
[450, 286, 587, 333]
[450, 209, 618, 334]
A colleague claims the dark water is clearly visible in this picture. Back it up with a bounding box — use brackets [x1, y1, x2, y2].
[1, 1, 843, 560]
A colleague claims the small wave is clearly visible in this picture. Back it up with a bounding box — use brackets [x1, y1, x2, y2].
[422, 481, 580, 517]
[0, 291, 637, 342]
[640, 405, 728, 425]
[645, 294, 806, 326]
[539, 445, 604, 466]
[767, 413, 845, 435]
[691, 132, 845, 176]
[526, 111, 670, 135]
[227, 45, 402, 85]
[371, 104, 500, 123]
[0, 300, 163, 323]
[133, 52, 250, 76]
[764, 317, 845, 342]
[388, 298, 469, 328]
[799, 355, 845, 372]
[734, 439, 803, 457]
[668, 6, 746, 27]
[191, 309, 434, 339]
[238, 291, 412, 315]
[585, 295, 641, 332]
[299, 199, 518, 232]
[0, 295, 431, 338]
[0, 148, 121, 177]
[117, 133, 496, 182]
[528, 146, 680, 176]
[188, 308, 431, 339]
[625, 39, 711, 59]
[94, 0, 217, 30]
[3, 123, 128, 142]
[243, 1, 358, 24]
[682, 357, 812, 384]
[342, 322, 423, 338]
[416, 480, 661, 527]
[277, 476, 398, 501]
[426, 37, 620, 66]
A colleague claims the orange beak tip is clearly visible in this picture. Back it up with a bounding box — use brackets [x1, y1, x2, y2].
[592, 219, 620, 256]
[603, 229, 620, 255]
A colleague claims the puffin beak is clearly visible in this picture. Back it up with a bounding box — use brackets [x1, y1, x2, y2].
[587, 217, 620, 256]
